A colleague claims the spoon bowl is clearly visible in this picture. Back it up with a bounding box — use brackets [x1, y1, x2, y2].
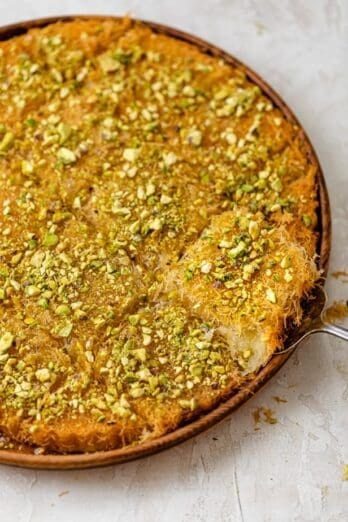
[277, 286, 348, 354]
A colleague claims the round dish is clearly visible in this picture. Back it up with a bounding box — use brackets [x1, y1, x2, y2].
[0, 15, 330, 469]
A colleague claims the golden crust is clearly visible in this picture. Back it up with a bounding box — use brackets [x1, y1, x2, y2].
[0, 18, 318, 453]
[166, 210, 318, 367]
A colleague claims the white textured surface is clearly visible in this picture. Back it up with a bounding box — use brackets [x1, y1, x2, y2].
[0, 1, 347, 521]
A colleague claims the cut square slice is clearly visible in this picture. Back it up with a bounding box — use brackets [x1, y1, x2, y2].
[165, 209, 318, 373]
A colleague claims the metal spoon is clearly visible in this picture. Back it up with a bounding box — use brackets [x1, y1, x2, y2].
[276, 286, 348, 355]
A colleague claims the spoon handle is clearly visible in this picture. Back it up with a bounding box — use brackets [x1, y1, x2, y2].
[319, 321, 348, 342]
[275, 318, 348, 356]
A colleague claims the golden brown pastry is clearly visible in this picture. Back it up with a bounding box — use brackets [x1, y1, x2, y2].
[0, 18, 318, 452]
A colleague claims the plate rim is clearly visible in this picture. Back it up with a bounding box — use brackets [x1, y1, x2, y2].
[0, 14, 331, 469]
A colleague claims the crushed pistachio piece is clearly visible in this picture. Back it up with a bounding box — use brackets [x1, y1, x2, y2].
[43, 232, 59, 247]
[0, 332, 14, 354]
[280, 256, 291, 269]
[248, 220, 260, 240]
[55, 304, 71, 316]
[186, 129, 202, 146]
[143, 334, 152, 346]
[57, 123, 72, 144]
[10, 253, 23, 266]
[37, 298, 49, 309]
[149, 217, 162, 231]
[57, 147, 76, 164]
[56, 322, 73, 338]
[302, 214, 312, 227]
[133, 348, 147, 362]
[266, 288, 277, 304]
[0, 131, 14, 152]
[225, 132, 237, 145]
[85, 351, 94, 363]
[25, 285, 41, 297]
[229, 240, 246, 258]
[163, 152, 177, 166]
[128, 314, 140, 326]
[98, 53, 120, 72]
[200, 261, 212, 274]
[123, 148, 139, 162]
[21, 160, 34, 175]
[284, 270, 293, 283]
[35, 368, 51, 383]
[160, 194, 172, 205]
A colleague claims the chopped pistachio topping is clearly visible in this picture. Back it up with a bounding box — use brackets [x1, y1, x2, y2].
[35, 368, 51, 383]
[200, 261, 212, 274]
[56, 322, 73, 337]
[186, 129, 202, 146]
[57, 147, 76, 165]
[0, 332, 14, 354]
[0, 131, 14, 152]
[123, 148, 139, 162]
[302, 214, 312, 227]
[266, 288, 277, 304]
[0, 19, 317, 450]
[43, 232, 59, 247]
[55, 304, 71, 316]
